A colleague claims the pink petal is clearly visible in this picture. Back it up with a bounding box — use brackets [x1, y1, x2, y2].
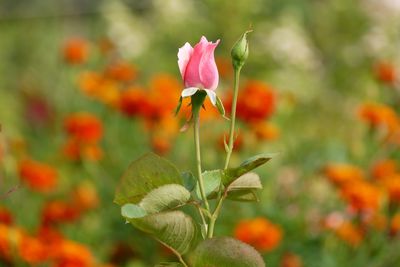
[199, 39, 220, 91]
[183, 36, 208, 88]
[177, 42, 193, 79]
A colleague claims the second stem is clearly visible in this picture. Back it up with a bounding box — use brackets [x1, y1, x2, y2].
[193, 111, 210, 216]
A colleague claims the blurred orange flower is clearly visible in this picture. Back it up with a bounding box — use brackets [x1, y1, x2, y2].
[78, 72, 120, 107]
[234, 217, 283, 252]
[19, 159, 57, 192]
[72, 182, 99, 211]
[335, 221, 363, 247]
[18, 235, 49, 264]
[64, 113, 103, 143]
[280, 252, 303, 267]
[53, 240, 94, 267]
[106, 61, 137, 82]
[380, 174, 400, 203]
[63, 38, 89, 65]
[119, 87, 153, 118]
[42, 201, 81, 225]
[216, 57, 233, 79]
[374, 61, 397, 85]
[390, 213, 400, 236]
[251, 121, 280, 141]
[0, 207, 13, 226]
[323, 163, 364, 186]
[226, 80, 276, 123]
[372, 159, 397, 180]
[340, 181, 383, 213]
[359, 103, 399, 133]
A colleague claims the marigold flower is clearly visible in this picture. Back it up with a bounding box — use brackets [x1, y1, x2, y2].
[18, 235, 49, 264]
[340, 181, 382, 213]
[178, 36, 220, 105]
[234, 217, 283, 252]
[335, 221, 363, 247]
[251, 122, 280, 141]
[119, 87, 153, 118]
[19, 159, 57, 192]
[0, 224, 11, 259]
[63, 38, 88, 65]
[359, 103, 399, 132]
[106, 61, 137, 82]
[64, 113, 103, 143]
[323, 163, 364, 186]
[280, 252, 303, 267]
[149, 74, 182, 119]
[372, 159, 397, 180]
[53, 240, 94, 267]
[78, 72, 120, 107]
[0, 207, 13, 225]
[226, 81, 276, 122]
[380, 174, 400, 203]
[41, 201, 81, 225]
[374, 61, 397, 85]
[390, 213, 400, 236]
[72, 182, 99, 211]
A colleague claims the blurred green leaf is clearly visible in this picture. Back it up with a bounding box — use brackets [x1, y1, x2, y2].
[190, 237, 265, 267]
[114, 153, 182, 205]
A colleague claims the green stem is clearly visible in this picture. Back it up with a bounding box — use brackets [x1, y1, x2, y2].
[193, 112, 210, 214]
[224, 66, 241, 169]
[208, 67, 242, 238]
[207, 191, 226, 238]
[178, 254, 189, 267]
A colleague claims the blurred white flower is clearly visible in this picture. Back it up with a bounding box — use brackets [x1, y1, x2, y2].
[256, 17, 320, 70]
[101, 0, 149, 58]
[152, 0, 194, 23]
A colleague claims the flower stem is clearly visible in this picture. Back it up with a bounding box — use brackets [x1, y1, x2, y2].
[193, 111, 210, 214]
[224, 66, 242, 169]
[207, 67, 242, 239]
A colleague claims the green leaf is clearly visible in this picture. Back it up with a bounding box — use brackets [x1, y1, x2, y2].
[174, 97, 183, 116]
[129, 210, 199, 256]
[226, 189, 259, 202]
[140, 184, 191, 214]
[121, 184, 191, 219]
[228, 172, 262, 190]
[121, 203, 147, 218]
[190, 237, 265, 267]
[182, 171, 196, 192]
[216, 96, 227, 119]
[223, 153, 275, 186]
[114, 153, 182, 205]
[225, 173, 262, 202]
[195, 170, 222, 198]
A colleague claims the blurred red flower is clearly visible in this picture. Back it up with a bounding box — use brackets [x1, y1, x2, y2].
[19, 159, 57, 192]
[63, 38, 89, 65]
[234, 217, 283, 252]
[226, 80, 276, 123]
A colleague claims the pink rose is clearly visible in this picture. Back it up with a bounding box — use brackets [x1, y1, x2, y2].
[178, 36, 220, 105]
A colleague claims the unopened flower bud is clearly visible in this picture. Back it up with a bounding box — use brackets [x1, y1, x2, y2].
[231, 30, 251, 69]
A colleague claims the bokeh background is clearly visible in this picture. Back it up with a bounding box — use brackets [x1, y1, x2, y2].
[1, 0, 400, 266]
